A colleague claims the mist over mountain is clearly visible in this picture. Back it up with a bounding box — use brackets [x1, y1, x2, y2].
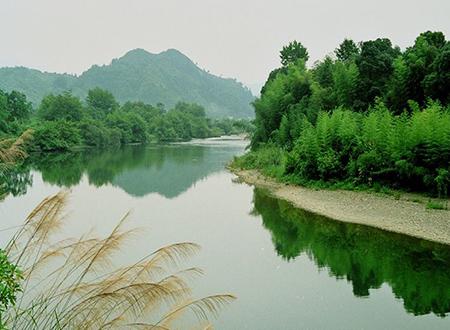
[0, 48, 255, 118]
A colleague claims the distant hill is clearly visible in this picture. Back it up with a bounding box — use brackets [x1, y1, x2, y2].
[0, 49, 255, 118]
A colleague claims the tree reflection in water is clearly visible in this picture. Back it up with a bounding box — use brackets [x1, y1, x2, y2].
[252, 188, 450, 317]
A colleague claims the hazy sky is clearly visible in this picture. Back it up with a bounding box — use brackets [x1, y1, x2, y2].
[1, 0, 449, 88]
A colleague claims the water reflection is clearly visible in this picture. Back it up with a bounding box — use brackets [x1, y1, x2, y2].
[252, 188, 450, 317]
[0, 164, 32, 198]
[1, 142, 244, 199]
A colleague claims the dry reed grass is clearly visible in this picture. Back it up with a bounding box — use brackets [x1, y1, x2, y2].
[3, 191, 235, 329]
[0, 129, 33, 175]
[0, 129, 33, 200]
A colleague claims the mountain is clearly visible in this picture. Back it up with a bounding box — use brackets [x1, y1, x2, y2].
[0, 49, 255, 118]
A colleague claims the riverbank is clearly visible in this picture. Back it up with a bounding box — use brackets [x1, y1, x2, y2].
[231, 169, 450, 245]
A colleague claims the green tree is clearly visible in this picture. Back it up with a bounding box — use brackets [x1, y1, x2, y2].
[174, 102, 207, 118]
[335, 39, 360, 62]
[38, 91, 84, 122]
[386, 57, 410, 113]
[0, 89, 32, 133]
[355, 38, 401, 110]
[280, 41, 309, 66]
[86, 87, 119, 119]
[313, 56, 334, 88]
[6, 91, 32, 122]
[32, 120, 82, 151]
[252, 61, 312, 147]
[400, 31, 447, 106]
[332, 61, 359, 108]
[106, 111, 148, 144]
[423, 42, 450, 104]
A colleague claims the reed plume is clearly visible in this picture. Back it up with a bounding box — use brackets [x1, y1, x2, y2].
[0, 129, 33, 200]
[0, 129, 32, 174]
[3, 191, 235, 329]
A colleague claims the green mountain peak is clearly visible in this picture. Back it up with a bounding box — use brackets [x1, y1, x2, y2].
[0, 49, 255, 118]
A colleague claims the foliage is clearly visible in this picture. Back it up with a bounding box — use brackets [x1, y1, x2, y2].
[0, 90, 32, 134]
[354, 38, 401, 110]
[0, 251, 22, 320]
[79, 118, 121, 148]
[233, 143, 287, 178]
[31, 120, 82, 152]
[335, 38, 360, 62]
[37, 91, 84, 122]
[252, 60, 312, 148]
[280, 41, 309, 66]
[86, 87, 119, 119]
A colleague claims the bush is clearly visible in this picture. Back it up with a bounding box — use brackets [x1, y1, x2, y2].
[31, 120, 82, 152]
[233, 143, 287, 178]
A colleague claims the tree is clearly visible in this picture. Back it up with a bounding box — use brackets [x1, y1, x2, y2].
[419, 30, 446, 49]
[0, 89, 32, 133]
[355, 38, 401, 110]
[400, 31, 447, 106]
[252, 61, 312, 147]
[173, 102, 206, 118]
[332, 61, 359, 108]
[313, 56, 334, 88]
[423, 42, 450, 104]
[32, 120, 82, 151]
[86, 87, 118, 119]
[335, 39, 360, 62]
[280, 41, 309, 66]
[260, 67, 288, 95]
[6, 91, 32, 121]
[38, 92, 84, 122]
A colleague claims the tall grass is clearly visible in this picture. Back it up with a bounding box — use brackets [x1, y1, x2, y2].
[2, 191, 235, 329]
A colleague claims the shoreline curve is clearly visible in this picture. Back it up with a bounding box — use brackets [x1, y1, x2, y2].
[231, 169, 450, 246]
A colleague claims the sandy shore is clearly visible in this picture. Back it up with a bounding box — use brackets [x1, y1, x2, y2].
[232, 169, 450, 245]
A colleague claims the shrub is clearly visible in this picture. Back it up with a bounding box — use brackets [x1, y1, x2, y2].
[31, 120, 82, 152]
[232, 143, 287, 178]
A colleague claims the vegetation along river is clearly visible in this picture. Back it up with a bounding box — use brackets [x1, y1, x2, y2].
[1, 137, 449, 329]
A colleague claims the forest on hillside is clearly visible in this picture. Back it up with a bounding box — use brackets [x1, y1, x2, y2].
[234, 31, 450, 197]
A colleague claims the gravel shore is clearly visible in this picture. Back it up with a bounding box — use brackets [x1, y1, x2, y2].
[232, 169, 450, 245]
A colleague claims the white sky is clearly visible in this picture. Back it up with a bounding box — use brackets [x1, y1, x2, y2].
[1, 0, 449, 88]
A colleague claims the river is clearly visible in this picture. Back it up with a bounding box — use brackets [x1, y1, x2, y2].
[0, 138, 449, 329]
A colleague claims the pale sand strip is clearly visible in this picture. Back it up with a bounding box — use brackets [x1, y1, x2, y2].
[232, 169, 450, 245]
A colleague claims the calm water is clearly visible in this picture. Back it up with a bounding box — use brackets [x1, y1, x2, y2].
[1, 138, 449, 329]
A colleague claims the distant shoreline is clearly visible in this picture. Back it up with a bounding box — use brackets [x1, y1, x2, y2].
[172, 134, 250, 145]
[231, 169, 450, 246]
